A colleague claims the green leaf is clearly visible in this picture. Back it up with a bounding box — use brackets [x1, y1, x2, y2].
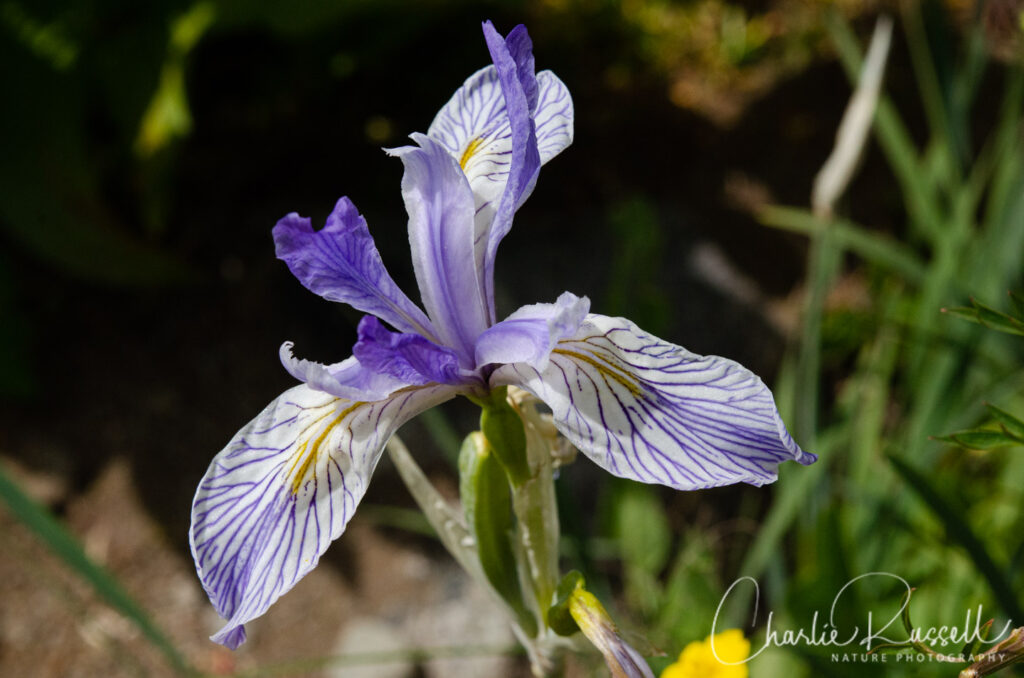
[934, 430, 1023, 449]
[0, 464, 190, 673]
[943, 299, 1024, 336]
[984, 403, 1024, 440]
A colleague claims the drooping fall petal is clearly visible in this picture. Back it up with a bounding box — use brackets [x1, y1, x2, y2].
[491, 314, 815, 489]
[190, 383, 455, 648]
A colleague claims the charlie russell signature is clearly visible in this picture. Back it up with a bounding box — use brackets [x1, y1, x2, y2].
[711, 572, 1014, 664]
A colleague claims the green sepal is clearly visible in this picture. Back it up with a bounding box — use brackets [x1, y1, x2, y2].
[476, 386, 531, 486]
[546, 570, 585, 636]
[459, 432, 537, 636]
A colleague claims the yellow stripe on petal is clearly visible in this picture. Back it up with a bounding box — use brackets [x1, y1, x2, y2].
[288, 401, 363, 494]
[551, 347, 643, 398]
[459, 136, 484, 170]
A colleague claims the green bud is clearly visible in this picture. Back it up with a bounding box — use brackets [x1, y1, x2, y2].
[459, 432, 536, 636]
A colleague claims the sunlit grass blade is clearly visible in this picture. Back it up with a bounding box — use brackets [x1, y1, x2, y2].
[759, 206, 928, 284]
[0, 464, 191, 673]
[826, 8, 943, 241]
[887, 455, 1023, 621]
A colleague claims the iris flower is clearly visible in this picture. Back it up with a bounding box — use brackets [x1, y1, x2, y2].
[190, 21, 815, 649]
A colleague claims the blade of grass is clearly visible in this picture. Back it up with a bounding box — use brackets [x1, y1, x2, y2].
[760, 206, 928, 284]
[723, 432, 837, 625]
[0, 463, 191, 674]
[794, 220, 839, 446]
[826, 9, 944, 242]
[901, 2, 958, 176]
[418, 406, 462, 467]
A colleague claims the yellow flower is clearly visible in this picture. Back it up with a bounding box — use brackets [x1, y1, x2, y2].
[661, 630, 750, 678]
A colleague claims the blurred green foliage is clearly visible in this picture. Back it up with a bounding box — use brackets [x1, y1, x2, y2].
[596, 3, 1024, 676]
[3, 0, 1024, 675]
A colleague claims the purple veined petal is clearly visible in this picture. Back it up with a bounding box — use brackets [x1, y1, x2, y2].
[190, 382, 456, 648]
[426, 24, 572, 324]
[427, 64, 511, 313]
[490, 314, 816, 490]
[273, 196, 437, 339]
[427, 67, 572, 189]
[480, 21, 543, 322]
[534, 71, 574, 165]
[503, 24, 538, 113]
[353, 316, 468, 386]
[387, 134, 489, 360]
[474, 291, 589, 370]
[279, 342, 408, 400]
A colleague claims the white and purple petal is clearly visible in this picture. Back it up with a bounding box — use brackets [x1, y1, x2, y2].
[190, 383, 455, 648]
[427, 64, 512, 306]
[280, 342, 408, 400]
[353, 316, 467, 386]
[474, 291, 589, 370]
[534, 71, 574, 164]
[273, 197, 436, 338]
[426, 24, 573, 324]
[388, 133, 489, 361]
[480, 21, 543, 317]
[490, 315, 816, 490]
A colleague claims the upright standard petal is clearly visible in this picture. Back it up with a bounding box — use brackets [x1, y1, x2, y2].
[190, 383, 455, 648]
[534, 71, 574, 164]
[490, 315, 816, 490]
[273, 196, 436, 339]
[388, 134, 489, 360]
[480, 21, 542, 317]
[426, 66, 572, 321]
[474, 291, 589, 370]
[427, 24, 573, 322]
